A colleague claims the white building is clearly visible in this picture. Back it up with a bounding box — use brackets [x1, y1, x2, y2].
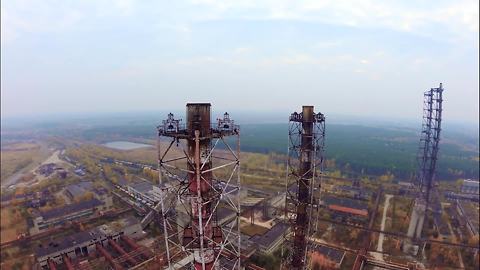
[461, 179, 479, 195]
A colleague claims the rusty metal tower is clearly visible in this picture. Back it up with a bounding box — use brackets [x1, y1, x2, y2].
[282, 106, 325, 270]
[157, 103, 241, 270]
[405, 84, 443, 252]
[416, 83, 443, 213]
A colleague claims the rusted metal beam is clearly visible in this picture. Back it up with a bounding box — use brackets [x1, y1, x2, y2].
[63, 255, 75, 270]
[96, 243, 124, 270]
[109, 239, 138, 266]
[48, 259, 57, 270]
[121, 235, 152, 260]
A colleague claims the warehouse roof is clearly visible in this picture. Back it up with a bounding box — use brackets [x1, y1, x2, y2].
[40, 198, 103, 220]
[250, 222, 289, 248]
[463, 179, 479, 187]
[323, 195, 369, 216]
[36, 231, 95, 257]
[217, 207, 236, 221]
[129, 181, 154, 193]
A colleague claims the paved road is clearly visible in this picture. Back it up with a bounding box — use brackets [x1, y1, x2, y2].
[373, 194, 393, 261]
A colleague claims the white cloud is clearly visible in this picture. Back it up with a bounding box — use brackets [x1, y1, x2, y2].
[1, 0, 140, 44]
[190, 0, 478, 43]
[3, 0, 477, 46]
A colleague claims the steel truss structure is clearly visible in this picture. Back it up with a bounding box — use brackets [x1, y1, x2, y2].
[404, 83, 444, 252]
[415, 83, 443, 210]
[157, 103, 241, 270]
[282, 106, 326, 270]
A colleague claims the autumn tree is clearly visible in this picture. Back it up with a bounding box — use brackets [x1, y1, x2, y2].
[143, 167, 159, 183]
[429, 242, 459, 267]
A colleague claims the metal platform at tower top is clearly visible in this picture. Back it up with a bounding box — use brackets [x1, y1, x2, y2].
[282, 105, 326, 270]
[157, 103, 241, 270]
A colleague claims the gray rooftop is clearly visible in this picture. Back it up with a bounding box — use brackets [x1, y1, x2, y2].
[65, 185, 85, 198]
[217, 207, 236, 221]
[41, 198, 103, 220]
[65, 181, 95, 198]
[35, 231, 95, 257]
[129, 180, 154, 193]
[250, 222, 289, 248]
[463, 179, 480, 188]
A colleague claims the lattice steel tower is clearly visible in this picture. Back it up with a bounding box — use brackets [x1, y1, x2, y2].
[406, 84, 444, 244]
[282, 106, 325, 270]
[416, 84, 443, 211]
[157, 103, 241, 270]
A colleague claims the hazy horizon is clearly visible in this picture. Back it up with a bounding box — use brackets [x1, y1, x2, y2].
[2, 109, 479, 136]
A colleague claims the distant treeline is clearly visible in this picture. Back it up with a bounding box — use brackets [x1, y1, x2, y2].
[238, 124, 479, 181]
[64, 123, 480, 181]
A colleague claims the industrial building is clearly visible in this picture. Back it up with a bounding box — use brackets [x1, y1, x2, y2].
[126, 177, 162, 204]
[37, 163, 57, 176]
[332, 185, 372, 201]
[322, 195, 369, 223]
[114, 176, 163, 206]
[461, 179, 480, 195]
[30, 198, 104, 234]
[455, 200, 479, 236]
[35, 217, 148, 269]
[64, 181, 113, 210]
[250, 222, 290, 254]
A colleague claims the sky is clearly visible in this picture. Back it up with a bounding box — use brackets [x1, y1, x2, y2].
[1, 0, 479, 125]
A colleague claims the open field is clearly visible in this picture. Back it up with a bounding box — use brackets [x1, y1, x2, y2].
[0, 207, 28, 244]
[64, 141, 287, 191]
[0, 246, 35, 270]
[1, 142, 51, 185]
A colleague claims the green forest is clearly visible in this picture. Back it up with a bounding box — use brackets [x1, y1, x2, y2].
[239, 123, 479, 181]
[68, 122, 479, 181]
[5, 117, 476, 182]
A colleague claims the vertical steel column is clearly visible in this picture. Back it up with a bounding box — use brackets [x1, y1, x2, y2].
[291, 106, 314, 268]
[158, 104, 241, 270]
[283, 105, 325, 270]
[187, 104, 215, 270]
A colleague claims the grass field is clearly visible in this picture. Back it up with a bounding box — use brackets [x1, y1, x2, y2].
[0, 142, 50, 183]
[0, 207, 28, 244]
